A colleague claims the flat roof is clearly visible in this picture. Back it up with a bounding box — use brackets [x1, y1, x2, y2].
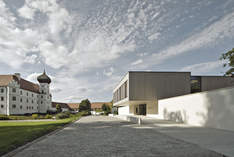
[129, 71, 191, 73]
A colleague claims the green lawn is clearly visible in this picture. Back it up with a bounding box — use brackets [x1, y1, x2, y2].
[0, 113, 83, 156]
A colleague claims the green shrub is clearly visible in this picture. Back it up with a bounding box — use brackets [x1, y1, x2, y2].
[44, 114, 52, 119]
[32, 114, 39, 119]
[63, 111, 71, 116]
[0, 115, 9, 120]
[56, 113, 70, 119]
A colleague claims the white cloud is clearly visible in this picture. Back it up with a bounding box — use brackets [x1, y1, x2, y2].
[131, 59, 143, 66]
[180, 60, 223, 74]
[18, 5, 35, 19]
[103, 67, 114, 77]
[26, 72, 40, 83]
[24, 54, 38, 64]
[150, 11, 234, 64]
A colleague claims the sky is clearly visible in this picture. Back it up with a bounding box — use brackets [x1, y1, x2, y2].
[0, 0, 234, 103]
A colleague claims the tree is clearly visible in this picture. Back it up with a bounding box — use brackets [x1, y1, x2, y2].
[220, 48, 234, 76]
[56, 104, 62, 113]
[102, 103, 111, 114]
[79, 99, 91, 111]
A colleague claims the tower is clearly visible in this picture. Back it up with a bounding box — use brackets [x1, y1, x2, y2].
[37, 70, 52, 113]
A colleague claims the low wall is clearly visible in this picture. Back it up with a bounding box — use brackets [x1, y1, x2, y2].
[112, 115, 141, 124]
[157, 87, 234, 131]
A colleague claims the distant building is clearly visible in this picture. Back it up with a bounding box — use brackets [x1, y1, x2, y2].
[0, 70, 52, 115]
[113, 71, 234, 116]
[52, 102, 72, 112]
[51, 102, 112, 111]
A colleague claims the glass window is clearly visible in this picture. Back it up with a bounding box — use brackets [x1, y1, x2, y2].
[12, 96, 16, 101]
[32, 94, 33, 97]
[12, 88, 16, 93]
[27, 92, 28, 96]
[191, 76, 201, 93]
[20, 106, 22, 109]
[1, 89, 4, 93]
[27, 99, 28, 103]
[20, 90, 22, 95]
[1, 97, 4, 101]
[1, 105, 3, 108]
[12, 104, 16, 108]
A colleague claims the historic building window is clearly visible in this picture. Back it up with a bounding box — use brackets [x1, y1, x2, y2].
[41, 101, 43, 104]
[32, 94, 34, 97]
[20, 106, 22, 109]
[27, 92, 28, 96]
[12, 104, 16, 108]
[27, 106, 28, 110]
[12, 96, 16, 101]
[41, 95, 43, 98]
[1, 105, 3, 108]
[12, 88, 16, 93]
[0, 88, 4, 93]
[27, 99, 29, 103]
[20, 98, 22, 102]
[32, 100, 34, 103]
[20, 90, 22, 95]
[1, 97, 4, 101]
[32, 106, 34, 109]
[42, 90, 44, 94]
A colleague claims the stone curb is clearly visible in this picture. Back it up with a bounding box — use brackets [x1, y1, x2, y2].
[1, 118, 82, 157]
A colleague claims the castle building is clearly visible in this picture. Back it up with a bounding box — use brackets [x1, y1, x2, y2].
[0, 70, 52, 115]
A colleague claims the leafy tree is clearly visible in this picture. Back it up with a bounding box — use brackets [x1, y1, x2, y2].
[79, 99, 91, 111]
[102, 103, 111, 114]
[220, 48, 234, 76]
[56, 104, 62, 113]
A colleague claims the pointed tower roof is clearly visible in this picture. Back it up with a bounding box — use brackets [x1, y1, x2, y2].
[37, 69, 51, 84]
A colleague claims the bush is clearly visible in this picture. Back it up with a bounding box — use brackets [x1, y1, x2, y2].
[44, 114, 52, 119]
[32, 114, 39, 119]
[0, 115, 9, 120]
[56, 113, 70, 119]
[63, 111, 71, 116]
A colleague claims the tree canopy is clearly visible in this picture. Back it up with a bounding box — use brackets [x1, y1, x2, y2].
[220, 48, 234, 75]
[79, 99, 91, 111]
[102, 103, 111, 114]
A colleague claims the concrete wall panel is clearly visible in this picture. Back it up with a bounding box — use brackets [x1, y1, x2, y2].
[157, 87, 234, 131]
[201, 76, 234, 91]
[129, 72, 191, 101]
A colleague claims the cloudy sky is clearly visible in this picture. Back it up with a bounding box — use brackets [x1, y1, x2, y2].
[0, 0, 234, 102]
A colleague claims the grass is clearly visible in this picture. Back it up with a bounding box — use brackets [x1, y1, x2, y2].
[0, 112, 84, 156]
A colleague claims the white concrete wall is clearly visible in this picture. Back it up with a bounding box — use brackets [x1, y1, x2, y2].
[118, 106, 131, 115]
[157, 87, 234, 131]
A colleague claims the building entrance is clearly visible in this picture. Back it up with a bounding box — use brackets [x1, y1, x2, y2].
[138, 104, 146, 115]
